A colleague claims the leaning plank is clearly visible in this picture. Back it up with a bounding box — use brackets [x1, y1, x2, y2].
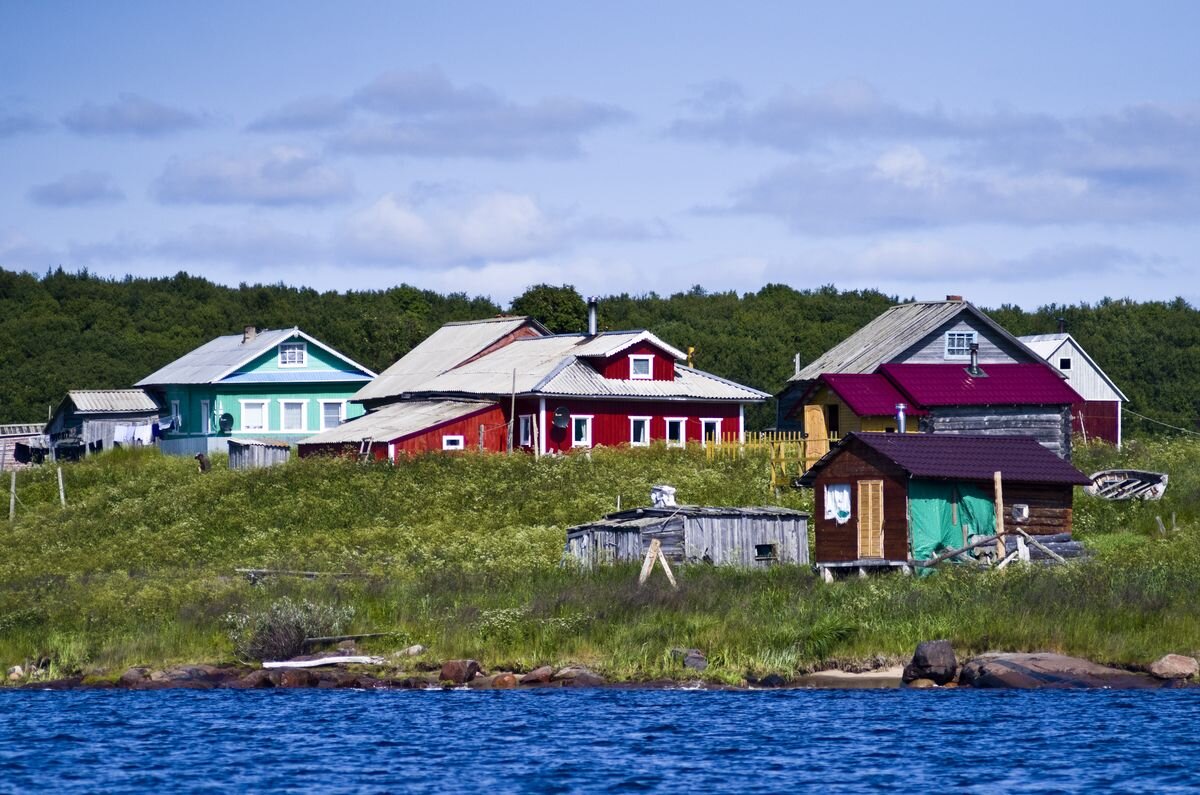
[302, 633, 394, 646]
[1014, 527, 1066, 563]
[262, 655, 385, 669]
[911, 532, 1010, 568]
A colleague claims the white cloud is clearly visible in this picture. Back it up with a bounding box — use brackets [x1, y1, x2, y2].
[28, 171, 125, 207]
[62, 93, 206, 137]
[153, 147, 354, 206]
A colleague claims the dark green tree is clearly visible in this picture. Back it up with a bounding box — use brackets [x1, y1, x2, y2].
[509, 284, 587, 333]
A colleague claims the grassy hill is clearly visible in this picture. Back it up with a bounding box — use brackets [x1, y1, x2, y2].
[2, 439, 1198, 681]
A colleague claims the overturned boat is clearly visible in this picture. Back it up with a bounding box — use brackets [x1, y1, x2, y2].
[1085, 469, 1168, 500]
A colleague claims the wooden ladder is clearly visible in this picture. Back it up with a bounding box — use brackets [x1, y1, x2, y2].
[358, 437, 373, 462]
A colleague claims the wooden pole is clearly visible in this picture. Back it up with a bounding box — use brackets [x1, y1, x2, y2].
[993, 471, 1005, 559]
[8, 470, 15, 521]
[57, 466, 66, 507]
[478, 424, 484, 452]
[508, 368, 516, 453]
[638, 538, 660, 585]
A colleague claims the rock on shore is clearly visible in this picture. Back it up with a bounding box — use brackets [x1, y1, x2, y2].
[960, 653, 1170, 689]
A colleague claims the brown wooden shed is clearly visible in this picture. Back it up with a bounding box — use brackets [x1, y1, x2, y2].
[796, 432, 1091, 579]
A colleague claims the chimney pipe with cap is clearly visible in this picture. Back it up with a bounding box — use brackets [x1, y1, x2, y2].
[967, 342, 984, 376]
[587, 297, 598, 336]
[895, 403, 907, 434]
[1057, 317, 1066, 334]
[242, 325, 257, 344]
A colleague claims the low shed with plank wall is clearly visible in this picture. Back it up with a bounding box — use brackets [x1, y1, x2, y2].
[565, 506, 809, 569]
[797, 432, 1091, 578]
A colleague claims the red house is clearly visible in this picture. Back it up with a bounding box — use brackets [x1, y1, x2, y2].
[298, 313, 768, 460]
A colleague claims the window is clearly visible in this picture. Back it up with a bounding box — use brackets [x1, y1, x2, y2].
[665, 418, 686, 448]
[629, 416, 650, 447]
[754, 544, 778, 563]
[1059, 357, 1072, 371]
[944, 331, 976, 359]
[519, 415, 533, 447]
[240, 400, 267, 431]
[629, 354, 654, 380]
[171, 400, 182, 432]
[701, 418, 722, 445]
[572, 415, 593, 448]
[200, 400, 210, 435]
[281, 400, 307, 432]
[321, 401, 345, 430]
[278, 341, 307, 367]
[824, 404, 840, 436]
[442, 435, 465, 451]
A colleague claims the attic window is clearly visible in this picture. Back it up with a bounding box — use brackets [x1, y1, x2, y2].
[442, 435, 465, 451]
[629, 354, 653, 380]
[278, 341, 307, 367]
[1059, 358, 1072, 371]
[944, 331, 976, 359]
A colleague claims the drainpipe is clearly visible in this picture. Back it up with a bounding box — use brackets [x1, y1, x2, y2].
[895, 403, 907, 434]
[587, 297, 598, 336]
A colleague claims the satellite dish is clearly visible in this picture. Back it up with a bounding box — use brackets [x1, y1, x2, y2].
[552, 406, 570, 430]
[218, 413, 234, 433]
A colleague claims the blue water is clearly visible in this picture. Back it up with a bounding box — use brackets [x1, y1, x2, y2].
[1, 688, 1197, 793]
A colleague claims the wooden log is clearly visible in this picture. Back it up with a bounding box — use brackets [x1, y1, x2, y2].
[993, 471, 1005, 559]
[910, 532, 1010, 568]
[657, 544, 678, 588]
[302, 633, 395, 646]
[57, 466, 66, 507]
[638, 538, 660, 585]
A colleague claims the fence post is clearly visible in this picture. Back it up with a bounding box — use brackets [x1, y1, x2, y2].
[8, 470, 15, 521]
[57, 466, 66, 507]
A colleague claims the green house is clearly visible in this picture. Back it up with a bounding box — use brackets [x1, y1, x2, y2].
[136, 326, 376, 456]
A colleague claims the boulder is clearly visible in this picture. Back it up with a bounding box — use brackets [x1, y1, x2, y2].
[756, 673, 788, 688]
[440, 659, 481, 684]
[670, 648, 708, 672]
[1149, 654, 1199, 680]
[491, 673, 518, 689]
[519, 666, 554, 684]
[553, 666, 605, 687]
[232, 669, 275, 689]
[278, 669, 318, 688]
[960, 653, 1164, 689]
[902, 640, 958, 685]
[906, 678, 938, 688]
[164, 664, 224, 683]
[118, 667, 149, 687]
[402, 644, 427, 657]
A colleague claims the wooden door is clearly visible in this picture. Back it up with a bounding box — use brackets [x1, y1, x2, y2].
[803, 404, 829, 466]
[857, 480, 884, 559]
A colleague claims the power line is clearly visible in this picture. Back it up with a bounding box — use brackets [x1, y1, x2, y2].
[1123, 407, 1200, 437]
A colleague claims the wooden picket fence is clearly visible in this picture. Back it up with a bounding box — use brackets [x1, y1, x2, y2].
[704, 431, 839, 488]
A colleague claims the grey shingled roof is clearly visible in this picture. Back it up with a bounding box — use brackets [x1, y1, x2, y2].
[136, 328, 375, 386]
[791, 300, 1040, 382]
[297, 399, 495, 446]
[67, 390, 159, 413]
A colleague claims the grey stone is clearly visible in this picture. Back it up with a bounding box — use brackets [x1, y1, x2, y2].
[402, 644, 427, 657]
[440, 659, 481, 684]
[520, 666, 554, 684]
[902, 640, 957, 685]
[1149, 654, 1199, 680]
[670, 648, 708, 671]
[960, 653, 1164, 689]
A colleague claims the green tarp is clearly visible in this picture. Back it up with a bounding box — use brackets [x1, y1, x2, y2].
[908, 479, 995, 562]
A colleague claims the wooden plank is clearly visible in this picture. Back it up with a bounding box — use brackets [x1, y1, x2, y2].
[994, 471, 1005, 558]
[638, 538, 660, 585]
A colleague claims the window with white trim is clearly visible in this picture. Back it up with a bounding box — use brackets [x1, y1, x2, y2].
[701, 418, 722, 445]
[1058, 357, 1072, 371]
[280, 400, 307, 432]
[664, 418, 686, 448]
[629, 354, 654, 380]
[240, 400, 268, 431]
[629, 416, 650, 447]
[442, 435, 465, 451]
[572, 415, 593, 448]
[321, 401, 345, 430]
[944, 331, 976, 359]
[278, 341, 307, 367]
[519, 415, 533, 447]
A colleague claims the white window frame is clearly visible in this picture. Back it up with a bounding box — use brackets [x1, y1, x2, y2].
[664, 417, 686, 448]
[442, 435, 465, 451]
[171, 400, 182, 432]
[279, 399, 309, 433]
[944, 331, 976, 360]
[701, 418, 723, 445]
[239, 399, 268, 432]
[572, 415, 593, 448]
[278, 341, 307, 368]
[1058, 357, 1072, 371]
[320, 400, 346, 430]
[200, 400, 210, 436]
[629, 354, 654, 380]
[519, 414, 534, 447]
[629, 416, 651, 447]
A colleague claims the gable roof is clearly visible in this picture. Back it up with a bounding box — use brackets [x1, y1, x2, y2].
[354, 316, 547, 403]
[1018, 333, 1128, 402]
[297, 399, 495, 446]
[878, 363, 1081, 406]
[798, 432, 1091, 486]
[802, 373, 929, 417]
[136, 328, 375, 386]
[790, 300, 1042, 382]
[65, 389, 160, 414]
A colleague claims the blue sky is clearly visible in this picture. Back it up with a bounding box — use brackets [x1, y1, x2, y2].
[2, 1, 1198, 307]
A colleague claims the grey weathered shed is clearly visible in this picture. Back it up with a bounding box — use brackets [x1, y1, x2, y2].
[45, 390, 162, 458]
[228, 438, 291, 470]
[565, 506, 809, 569]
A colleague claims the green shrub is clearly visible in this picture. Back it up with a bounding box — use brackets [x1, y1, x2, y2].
[225, 597, 354, 662]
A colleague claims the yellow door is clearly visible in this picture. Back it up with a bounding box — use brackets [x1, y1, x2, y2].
[857, 480, 884, 558]
[803, 404, 829, 466]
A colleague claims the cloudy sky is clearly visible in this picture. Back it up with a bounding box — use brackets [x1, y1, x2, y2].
[2, 1, 1198, 307]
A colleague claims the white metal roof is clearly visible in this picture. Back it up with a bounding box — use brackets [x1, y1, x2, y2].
[537, 361, 769, 400]
[1018, 333, 1128, 401]
[354, 316, 541, 402]
[136, 328, 375, 386]
[792, 300, 1041, 381]
[67, 389, 160, 413]
[297, 399, 495, 445]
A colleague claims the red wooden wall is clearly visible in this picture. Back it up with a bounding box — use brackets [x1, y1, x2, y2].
[596, 341, 676, 381]
[514, 397, 742, 453]
[810, 440, 910, 563]
[1073, 400, 1120, 445]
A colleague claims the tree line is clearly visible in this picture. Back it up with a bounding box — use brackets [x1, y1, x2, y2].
[2, 268, 1196, 434]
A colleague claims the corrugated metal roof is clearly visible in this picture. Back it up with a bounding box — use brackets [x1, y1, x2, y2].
[799, 432, 1091, 486]
[0, 424, 44, 436]
[569, 330, 687, 361]
[297, 399, 494, 446]
[355, 316, 539, 402]
[810, 373, 928, 417]
[1018, 333, 1128, 402]
[67, 389, 160, 413]
[879, 363, 1081, 406]
[136, 328, 375, 386]
[538, 360, 768, 400]
[567, 505, 808, 534]
[792, 300, 1040, 382]
[220, 371, 372, 384]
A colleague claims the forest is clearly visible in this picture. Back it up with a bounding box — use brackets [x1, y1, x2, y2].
[1, 266, 1197, 433]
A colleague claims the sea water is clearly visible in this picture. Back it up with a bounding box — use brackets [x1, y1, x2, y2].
[1, 687, 1197, 793]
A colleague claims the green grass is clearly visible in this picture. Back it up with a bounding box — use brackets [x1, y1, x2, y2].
[2, 438, 1199, 682]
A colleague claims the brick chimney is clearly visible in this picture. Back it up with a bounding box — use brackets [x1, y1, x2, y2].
[946, 294, 963, 302]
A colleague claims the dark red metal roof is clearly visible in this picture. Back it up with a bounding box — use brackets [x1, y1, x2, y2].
[814, 373, 929, 417]
[879, 363, 1082, 406]
[798, 432, 1092, 486]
